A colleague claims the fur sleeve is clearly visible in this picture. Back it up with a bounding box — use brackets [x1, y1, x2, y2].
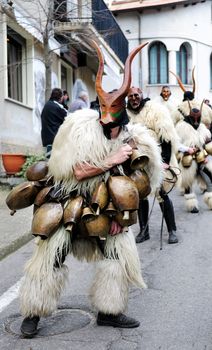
[147, 102, 180, 153]
[48, 109, 112, 188]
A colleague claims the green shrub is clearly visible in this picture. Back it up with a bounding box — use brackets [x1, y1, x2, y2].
[16, 154, 46, 179]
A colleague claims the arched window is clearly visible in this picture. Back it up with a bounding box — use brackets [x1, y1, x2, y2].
[149, 42, 168, 84]
[176, 44, 188, 84]
[210, 53, 212, 89]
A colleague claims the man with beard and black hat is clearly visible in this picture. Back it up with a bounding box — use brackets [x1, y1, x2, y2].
[127, 87, 179, 245]
[18, 41, 162, 337]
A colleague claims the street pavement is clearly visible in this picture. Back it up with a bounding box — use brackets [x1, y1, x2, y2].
[0, 184, 212, 349]
[0, 185, 33, 260]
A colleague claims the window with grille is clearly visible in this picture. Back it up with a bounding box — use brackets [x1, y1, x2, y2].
[149, 42, 168, 84]
[176, 44, 188, 84]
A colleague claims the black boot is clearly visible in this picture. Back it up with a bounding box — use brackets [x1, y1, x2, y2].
[136, 199, 150, 243]
[159, 196, 178, 244]
[20, 316, 40, 337]
[97, 312, 140, 328]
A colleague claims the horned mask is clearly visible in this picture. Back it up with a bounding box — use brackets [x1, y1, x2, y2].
[91, 40, 148, 128]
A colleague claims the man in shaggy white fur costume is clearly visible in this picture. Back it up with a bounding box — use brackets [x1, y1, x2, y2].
[127, 87, 179, 245]
[19, 42, 162, 337]
[172, 98, 212, 213]
[170, 69, 212, 133]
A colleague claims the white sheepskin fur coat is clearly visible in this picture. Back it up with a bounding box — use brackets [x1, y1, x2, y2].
[48, 108, 162, 194]
[175, 118, 211, 189]
[172, 99, 212, 129]
[127, 100, 179, 170]
[153, 95, 180, 117]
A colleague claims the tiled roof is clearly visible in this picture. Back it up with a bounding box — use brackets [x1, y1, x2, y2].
[109, 0, 201, 11]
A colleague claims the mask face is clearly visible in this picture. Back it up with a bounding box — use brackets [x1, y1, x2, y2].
[99, 97, 126, 125]
[161, 87, 171, 101]
[185, 108, 201, 130]
[127, 88, 143, 110]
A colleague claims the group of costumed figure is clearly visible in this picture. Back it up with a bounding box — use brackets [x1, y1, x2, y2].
[166, 69, 212, 213]
[5, 40, 212, 337]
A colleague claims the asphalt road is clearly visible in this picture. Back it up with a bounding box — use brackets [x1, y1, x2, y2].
[0, 187, 212, 350]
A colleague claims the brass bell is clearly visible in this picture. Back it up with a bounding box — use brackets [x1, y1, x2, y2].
[91, 181, 108, 215]
[81, 206, 96, 222]
[85, 214, 111, 237]
[34, 186, 53, 206]
[31, 202, 63, 239]
[6, 181, 40, 212]
[130, 170, 151, 199]
[205, 141, 212, 155]
[195, 150, 206, 163]
[130, 149, 149, 170]
[26, 161, 48, 181]
[108, 175, 139, 220]
[182, 154, 193, 168]
[104, 200, 117, 217]
[115, 210, 137, 227]
[63, 196, 83, 232]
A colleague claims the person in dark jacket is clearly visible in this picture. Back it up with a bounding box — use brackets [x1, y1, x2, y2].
[61, 90, 70, 110]
[41, 88, 67, 158]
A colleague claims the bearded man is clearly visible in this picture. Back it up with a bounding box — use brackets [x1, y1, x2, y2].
[18, 42, 162, 337]
[127, 87, 179, 245]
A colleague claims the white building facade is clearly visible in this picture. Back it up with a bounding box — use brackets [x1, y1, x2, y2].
[108, 0, 212, 101]
[0, 0, 127, 161]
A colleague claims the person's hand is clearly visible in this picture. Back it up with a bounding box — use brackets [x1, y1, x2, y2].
[107, 144, 133, 167]
[187, 147, 197, 155]
[163, 163, 170, 170]
[109, 220, 123, 236]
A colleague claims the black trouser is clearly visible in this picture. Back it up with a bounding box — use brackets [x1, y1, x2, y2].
[138, 198, 149, 233]
[159, 189, 177, 232]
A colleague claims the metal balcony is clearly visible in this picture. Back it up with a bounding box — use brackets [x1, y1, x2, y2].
[54, 0, 128, 64]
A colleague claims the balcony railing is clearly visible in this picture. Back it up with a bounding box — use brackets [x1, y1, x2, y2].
[91, 0, 128, 64]
[54, 0, 128, 64]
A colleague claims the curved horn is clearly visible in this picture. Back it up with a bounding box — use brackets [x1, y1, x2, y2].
[169, 70, 186, 92]
[90, 40, 106, 99]
[118, 42, 149, 97]
[187, 100, 192, 114]
[91, 40, 148, 100]
[192, 66, 196, 94]
[200, 99, 204, 114]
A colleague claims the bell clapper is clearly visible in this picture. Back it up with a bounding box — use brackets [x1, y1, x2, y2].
[96, 206, 100, 215]
[65, 223, 73, 233]
[10, 210, 16, 216]
[123, 210, 129, 220]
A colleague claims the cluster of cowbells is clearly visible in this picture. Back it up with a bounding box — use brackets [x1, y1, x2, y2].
[182, 141, 212, 168]
[6, 156, 151, 240]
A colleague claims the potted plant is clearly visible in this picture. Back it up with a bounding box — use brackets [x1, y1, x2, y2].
[2, 154, 27, 175]
[16, 154, 46, 179]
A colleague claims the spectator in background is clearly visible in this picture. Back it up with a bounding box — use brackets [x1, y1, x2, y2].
[69, 79, 90, 113]
[61, 90, 70, 110]
[41, 88, 67, 159]
[69, 90, 89, 113]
